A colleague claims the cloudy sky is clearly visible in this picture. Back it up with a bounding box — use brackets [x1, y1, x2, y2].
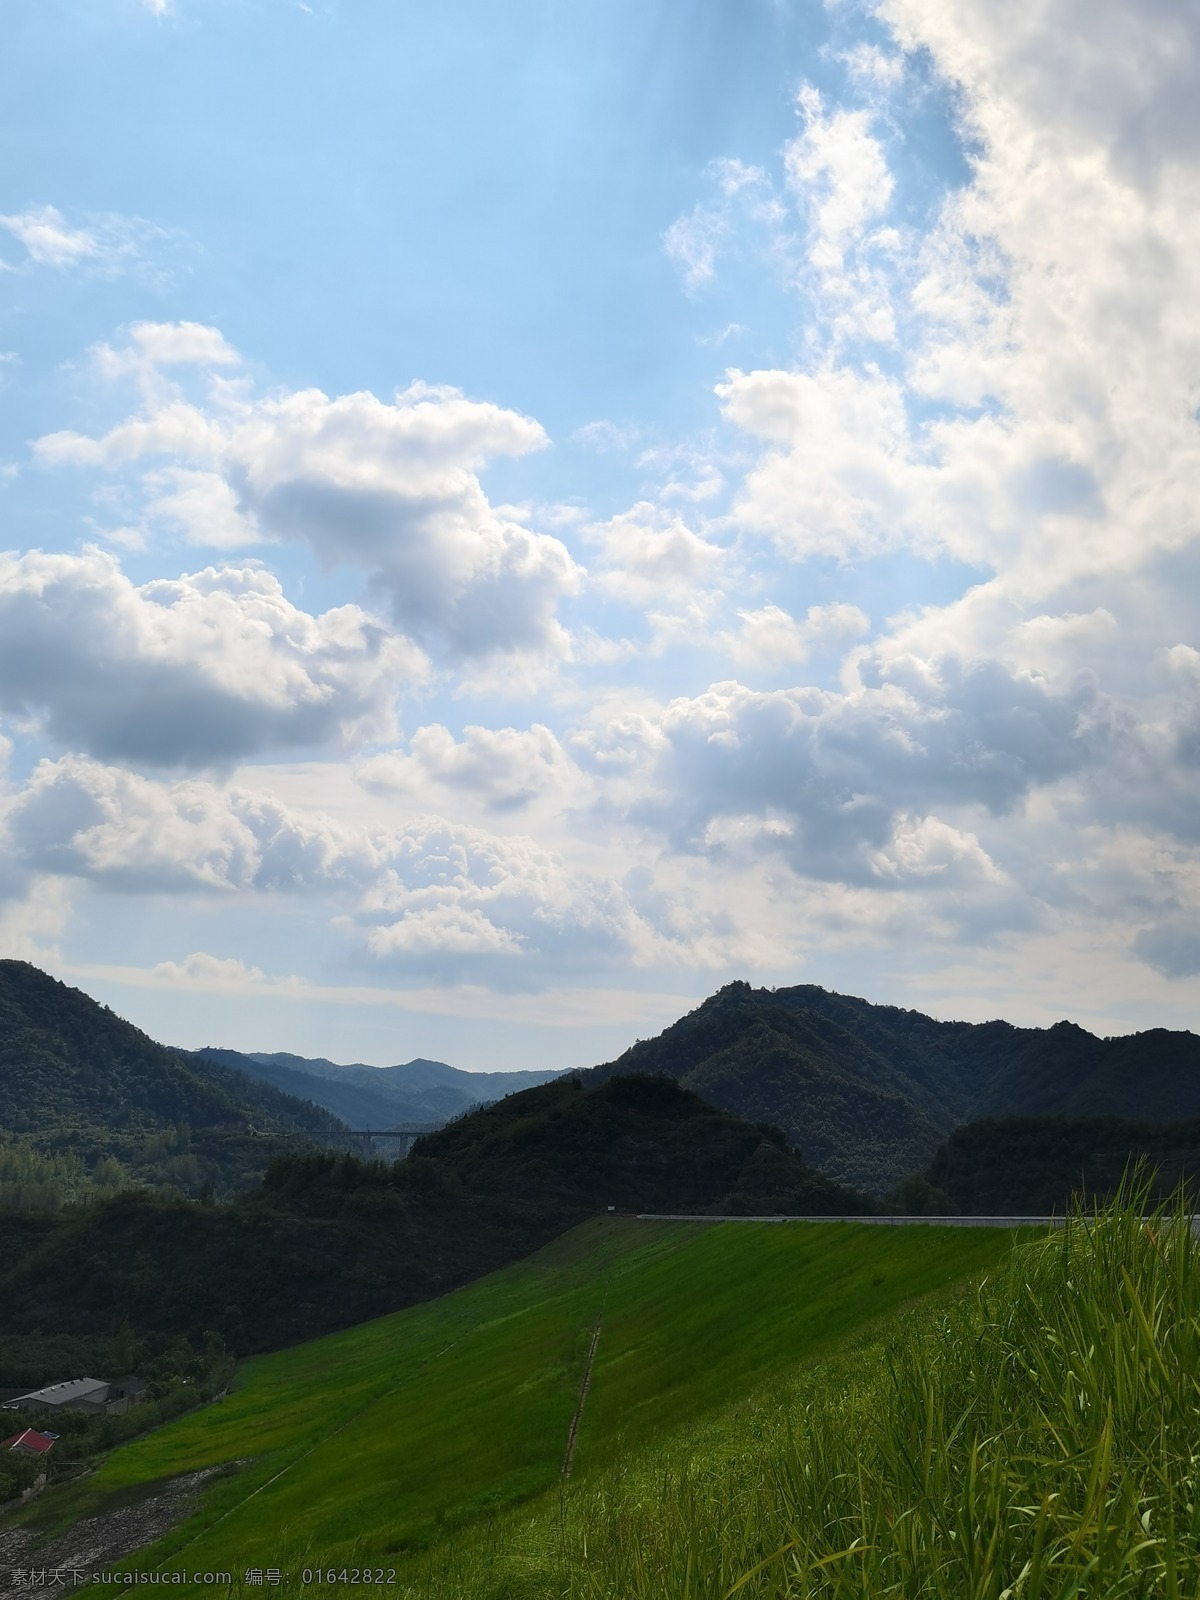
[3, 0, 1200, 1070]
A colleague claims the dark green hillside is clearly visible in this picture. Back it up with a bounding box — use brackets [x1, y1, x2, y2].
[588, 982, 947, 1192]
[410, 1071, 870, 1216]
[912, 1112, 1200, 1214]
[0, 1075, 870, 1378]
[591, 980, 1200, 1192]
[971, 1022, 1200, 1122]
[0, 961, 344, 1195]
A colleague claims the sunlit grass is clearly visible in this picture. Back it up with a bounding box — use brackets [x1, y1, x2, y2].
[409, 1185, 1200, 1598]
[68, 1215, 1011, 1593]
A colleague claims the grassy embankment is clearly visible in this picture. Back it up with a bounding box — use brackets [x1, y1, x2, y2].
[416, 1193, 1200, 1598]
[20, 1216, 1012, 1589]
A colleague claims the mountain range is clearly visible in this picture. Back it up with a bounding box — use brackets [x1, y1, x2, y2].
[0, 960, 344, 1197]
[588, 981, 1200, 1192]
[5, 958, 1200, 1204]
[187, 1046, 565, 1129]
[7, 958, 1200, 1386]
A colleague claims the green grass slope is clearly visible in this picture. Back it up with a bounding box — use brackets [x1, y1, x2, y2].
[419, 1193, 1200, 1599]
[22, 1218, 1015, 1589]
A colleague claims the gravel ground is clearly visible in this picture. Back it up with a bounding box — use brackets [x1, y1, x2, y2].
[0, 1469, 225, 1592]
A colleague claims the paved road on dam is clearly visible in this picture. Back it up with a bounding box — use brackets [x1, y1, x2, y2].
[638, 1213, 1200, 1231]
[636, 1213, 1068, 1227]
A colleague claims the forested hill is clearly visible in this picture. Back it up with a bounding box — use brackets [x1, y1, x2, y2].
[0, 1073, 871, 1377]
[589, 982, 1200, 1193]
[905, 1113, 1200, 1216]
[0, 960, 344, 1195]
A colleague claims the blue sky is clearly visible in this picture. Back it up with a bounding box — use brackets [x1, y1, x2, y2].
[3, 0, 1200, 1069]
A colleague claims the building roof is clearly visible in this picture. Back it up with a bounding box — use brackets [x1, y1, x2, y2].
[1, 1378, 109, 1410]
[1, 1429, 55, 1454]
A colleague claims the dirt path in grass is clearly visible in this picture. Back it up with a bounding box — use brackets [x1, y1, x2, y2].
[0, 1468, 228, 1592]
[561, 1318, 602, 1480]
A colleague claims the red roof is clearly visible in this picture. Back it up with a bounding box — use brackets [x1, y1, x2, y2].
[1, 1429, 55, 1455]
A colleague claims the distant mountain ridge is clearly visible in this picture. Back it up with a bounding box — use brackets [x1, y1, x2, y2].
[0, 960, 347, 1196]
[190, 1047, 568, 1128]
[590, 982, 1200, 1193]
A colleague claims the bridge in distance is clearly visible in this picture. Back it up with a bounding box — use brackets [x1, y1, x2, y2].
[303, 1126, 439, 1158]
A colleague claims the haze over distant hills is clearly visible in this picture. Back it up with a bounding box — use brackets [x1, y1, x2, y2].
[188, 1047, 568, 1129]
[591, 982, 1200, 1193]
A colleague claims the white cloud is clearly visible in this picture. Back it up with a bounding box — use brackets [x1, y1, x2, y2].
[144, 468, 262, 548]
[662, 159, 785, 294]
[786, 87, 894, 271]
[717, 364, 917, 560]
[783, 86, 898, 342]
[37, 332, 580, 664]
[367, 905, 522, 957]
[721, 601, 870, 669]
[663, 206, 728, 290]
[841, 44, 906, 89]
[868, 815, 1006, 887]
[585, 502, 725, 607]
[0, 877, 71, 966]
[152, 952, 265, 986]
[96, 321, 241, 383]
[0, 548, 421, 767]
[0, 205, 98, 267]
[643, 659, 1092, 880]
[0, 207, 174, 279]
[357, 723, 589, 813]
[3, 757, 384, 894]
[0, 759, 661, 980]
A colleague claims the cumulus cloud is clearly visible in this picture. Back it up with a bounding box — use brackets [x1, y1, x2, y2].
[585, 502, 725, 606]
[151, 952, 265, 986]
[2, 757, 383, 894]
[718, 363, 917, 560]
[633, 657, 1094, 879]
[349, 818, 644, 975]
[783, 86, 898, 342]
[720, 601, 870, 669]
[0, 758, 659, 980]
[711, 0, 1200, 620]
[0, 877, 70, 965]
[36, 330, 581, 664]
[786, 87, 894, 273]
[357, 722, 589, 813]
[367, 904, 522, 958]
[0, 548, 421, 767]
